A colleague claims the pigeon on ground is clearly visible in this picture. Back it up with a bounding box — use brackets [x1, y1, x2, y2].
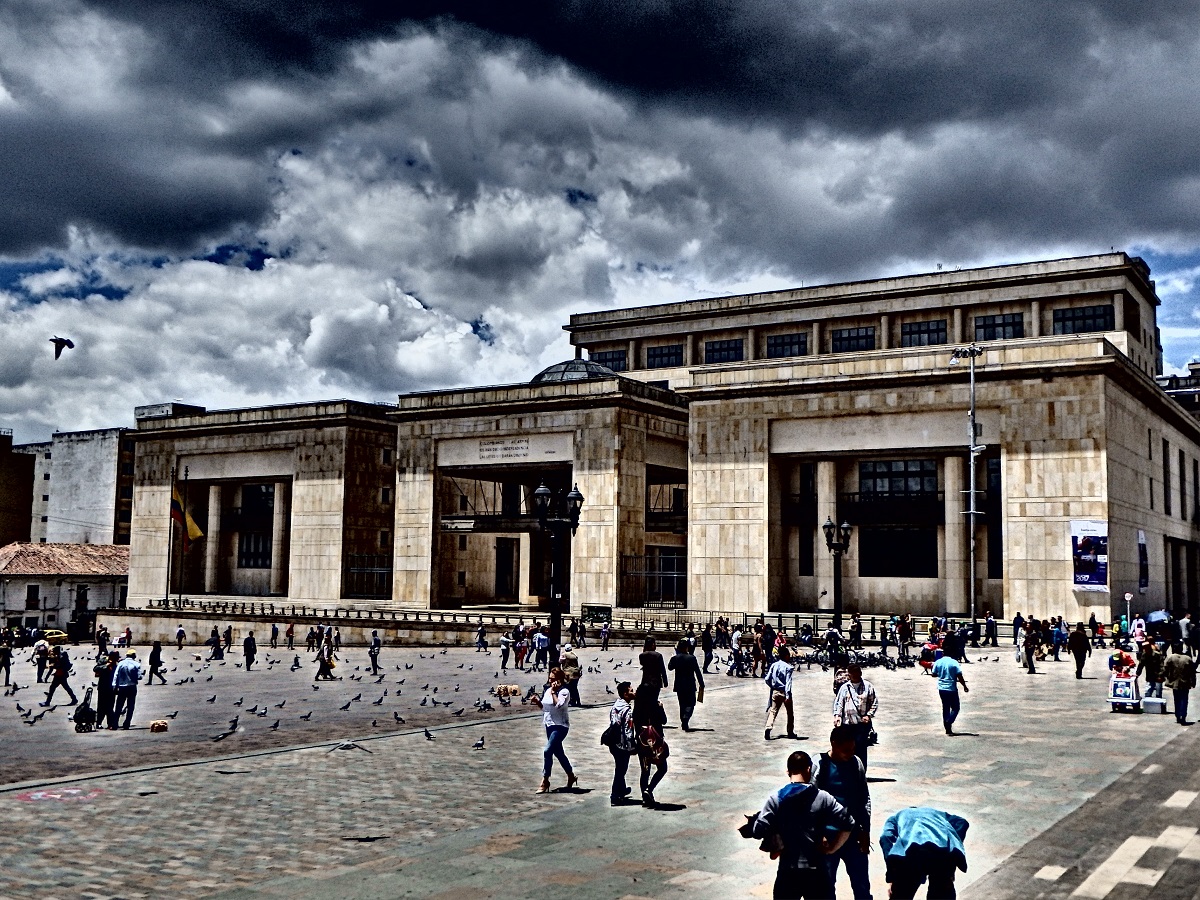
[49, 336, 74, 359]
[228, 716, 240, 730]
[372, 696, 385, 706]
[299, 711, 313, 721]
[472, 736, 485, 750]
[274, 700, 286, 709]
[452, 708, 465, 717]
[420, 697, 428, 706]
[211, 730, 234, 742]
[233, 697, 244, 707]
[206, 695, 217, 703]
[393, 712, 405, 724]
[312, 685, 320, 691]
[269, 720, 280, 730]
[256, 709, 268, 717]
[605, 684, 614, 694]
[424, 728, 435, 740]
[166, 710, 179, 719]
[206, 675, 213, 681]
[339, 701, 352, 711]
[405, 663, 413, 670]
[457, 664, 464, 669]
[350, 693, 361, 702]
[247, 705, 258, 714]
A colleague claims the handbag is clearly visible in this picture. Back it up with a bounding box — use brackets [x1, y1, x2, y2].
[697, 686, 705, 703]
[600, 721, 620, 747]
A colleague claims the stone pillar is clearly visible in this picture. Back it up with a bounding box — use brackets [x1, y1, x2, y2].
[205, 484, 222, 594]
[812, 321, 823, 356]
[1113, 292, 1124, 333]
[685, 334, 695, 366]
[1030, 300, 1041, 338]
[627, 339, 639, 370]
[944, 456, 967, 612]
[816, 460, 838, 611]
[952, 308, 964, 344]
[879, 314, 890, 350]
[746, 327, 757, 361]
[270, 481, 287, 595]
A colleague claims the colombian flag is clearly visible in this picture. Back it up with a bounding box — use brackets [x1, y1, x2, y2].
[171, 485, 204, 550]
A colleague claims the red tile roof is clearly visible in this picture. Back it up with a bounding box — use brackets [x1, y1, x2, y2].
[0, 543, 129, 577]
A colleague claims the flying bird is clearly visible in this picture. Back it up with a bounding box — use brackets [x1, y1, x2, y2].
[49, 336, 74, 359]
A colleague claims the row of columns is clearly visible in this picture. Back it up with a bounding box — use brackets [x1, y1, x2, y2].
[201, 482, 289, 596]
[810, 456, 976, 611]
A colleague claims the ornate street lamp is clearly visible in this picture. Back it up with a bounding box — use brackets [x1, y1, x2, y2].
[533, 481, 585, 666]
[822, 516, 853, 631]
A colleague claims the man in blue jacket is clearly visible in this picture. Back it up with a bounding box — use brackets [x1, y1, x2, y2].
[111, 650, 143, 730]
[880, 807, 969, 899]
[749, 750, 856, 898]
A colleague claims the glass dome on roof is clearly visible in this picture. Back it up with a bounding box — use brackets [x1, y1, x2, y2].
[530, 358, 618, 383]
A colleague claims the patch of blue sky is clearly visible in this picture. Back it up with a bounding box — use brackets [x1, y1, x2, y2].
[201, 243, 272, 271]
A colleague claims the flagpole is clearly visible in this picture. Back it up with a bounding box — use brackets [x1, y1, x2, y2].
[164, 465, 175, 606]
[177, 466, 189, 605]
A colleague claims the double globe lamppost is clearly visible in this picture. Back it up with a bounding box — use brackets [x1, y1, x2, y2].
[822, 516, 853, 632]
[532, 481, 584, 668]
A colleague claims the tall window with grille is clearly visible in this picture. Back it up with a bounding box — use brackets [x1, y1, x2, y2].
[1163, 439, 1172, 516]
[765, 332, 807, 359]
[831, 326, 875, 353]
[856, 459, 938, 578]
[1052, 304, 1115, 335]
[986, 457, 1003, 579]
[237, 484, 274, 568]
[703, 338, 744, 364]
[590, 349, 628, 372]
[974, 313, 1024, 341]
[646, 344, 684, 368]
[900, 319, 948, 347]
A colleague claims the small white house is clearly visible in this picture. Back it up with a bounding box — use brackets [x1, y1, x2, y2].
[0, 542, 128, 635]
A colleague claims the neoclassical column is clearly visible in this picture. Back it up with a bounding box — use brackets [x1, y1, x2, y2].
[816, 460, 838, 611]
[1030, 300, 1042, 338]
[270, 481, 287, 595]
[204, 484, 222, 593]
[944, 455, 967, 612]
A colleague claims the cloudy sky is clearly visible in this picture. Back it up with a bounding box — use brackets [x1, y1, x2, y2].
[3, 1, 1200, 442]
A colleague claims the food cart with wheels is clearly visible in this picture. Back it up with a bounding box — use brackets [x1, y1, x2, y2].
[1107, 649, 1141, 712]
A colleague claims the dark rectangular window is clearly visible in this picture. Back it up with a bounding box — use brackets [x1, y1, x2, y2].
[1181, 449, 1187, 521]
[41, 495, 48, 502]
[704, 338, 744, 364]
[974, 313, 1024, 341]
[44, 452, 51, 460]
[119, 486, 133, 499]
[457, 571, 466, 587]
[1164, 439, 1172, 516]
[43, 473, 49, 480]
[382, 448, 393, 465]
[647, 379, 670, 389]
[120, 462, 134, 475]
[237, 532, 272, 569]
[859, 459, 938, 495]
[900, 319, 948, 347]
[25, 585, 39, 609]
[590, 349, 628, 372]
[986, 458, 1003, 579]
[646, 344, 684, 368]
[831, 326, 876, 353]
[40, 515, 47, 523]
[379, 530, 390, 549]
[117, 509, 131, 523]
[458, 535, 468, 552]
[765, 332, 807, 358]
[380, 486, 391, 505]
[1193, 459, 1199, 521]
[1053, 304, 1115, 335]
[122, 439, 134, 452]
[858, 526, 938, 578]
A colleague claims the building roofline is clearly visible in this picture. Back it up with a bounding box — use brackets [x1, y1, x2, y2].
[132, 399, 397, 438]
[566, 252, 1156, 335]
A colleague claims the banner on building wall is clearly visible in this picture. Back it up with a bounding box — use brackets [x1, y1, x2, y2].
[1137, 529, 1149, 593]
[1070, 520, 1109, 591]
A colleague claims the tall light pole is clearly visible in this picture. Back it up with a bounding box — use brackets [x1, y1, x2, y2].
[950, 344, 985, 641]
[533, 481, 585, 668]
[822, 516, 853, 631]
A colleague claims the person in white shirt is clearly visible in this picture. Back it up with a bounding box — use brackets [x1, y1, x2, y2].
[527, 667, 577, 794]
[832, 664, 878, 768]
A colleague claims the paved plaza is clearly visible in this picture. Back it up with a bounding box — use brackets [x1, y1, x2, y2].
[1, 642, 1198, 899]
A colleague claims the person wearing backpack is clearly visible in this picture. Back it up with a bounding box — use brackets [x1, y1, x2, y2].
[813, 725, 873, 899]
[604, 681, 637, 805]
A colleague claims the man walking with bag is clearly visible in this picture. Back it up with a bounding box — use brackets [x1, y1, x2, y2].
[764, 646, 797, 741]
